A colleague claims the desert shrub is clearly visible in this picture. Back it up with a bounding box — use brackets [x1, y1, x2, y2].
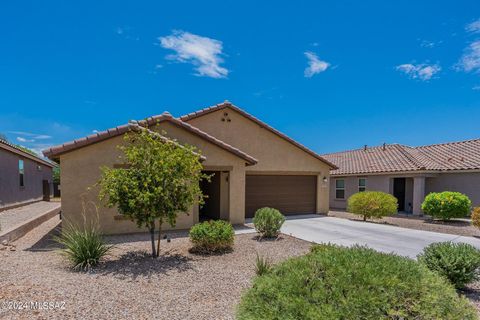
[255, 253, 272, 276]
[418, 242, 480, 289]
[253, 207, 285, 238]
[422, 192, 472, 220]
[347, 191, 398, 221]
[237, 244, 477, 320]
[189, 220, 234, 254]
[54, 223, 112, 271]
[471, 207, 480, 229]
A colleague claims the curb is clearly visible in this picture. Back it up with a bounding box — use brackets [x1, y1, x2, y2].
[0, 206, 61, 243]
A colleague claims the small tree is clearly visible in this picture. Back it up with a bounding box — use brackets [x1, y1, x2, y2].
[347, 191, 398, 221]
[98, 125, 206, 257]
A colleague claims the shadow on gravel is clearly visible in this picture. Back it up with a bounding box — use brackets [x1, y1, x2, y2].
[103, 230, 190, 245]
[97, 250, 193, 280]
[26, 223, 62, 252]
[424, 219, 471, 228]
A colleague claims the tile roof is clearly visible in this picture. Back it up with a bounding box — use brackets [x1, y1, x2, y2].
[323, 139, 480, 175]
[43, 112, 258, 166]
[180, 101, 338, 169]
[0, 139, 56, 167]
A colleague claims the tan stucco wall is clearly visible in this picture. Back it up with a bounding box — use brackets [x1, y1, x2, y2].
[60, 122, 247, 235]
[426, 172, 480, 207]
[185, 107, 331, 213]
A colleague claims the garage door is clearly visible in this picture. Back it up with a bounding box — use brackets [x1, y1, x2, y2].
[245, 175, 317, 218]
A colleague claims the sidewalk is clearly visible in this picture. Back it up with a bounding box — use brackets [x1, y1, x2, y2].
[0, 201, 61, 242]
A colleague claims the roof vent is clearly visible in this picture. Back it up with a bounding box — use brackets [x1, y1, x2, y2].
[382, 143, 386, 151]
[364, 145, 368, 151]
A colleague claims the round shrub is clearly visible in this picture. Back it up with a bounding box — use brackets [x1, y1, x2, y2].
[347, 191, 398, 221]
[237, 244, 477, 320]
[253, 207, 285, 238]
[471, 207, 480, 229]
[417, 242, 480, 289]
[189, 220, 234, 254]
[421, 192, 472, 220]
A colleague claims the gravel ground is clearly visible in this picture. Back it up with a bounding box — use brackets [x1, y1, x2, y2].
[0, 201, 60, 232]
[0, 216, 311, 320]
[329, 210, 480, 237]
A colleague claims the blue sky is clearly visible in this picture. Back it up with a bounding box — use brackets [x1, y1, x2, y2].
[1, 1, 480, 156]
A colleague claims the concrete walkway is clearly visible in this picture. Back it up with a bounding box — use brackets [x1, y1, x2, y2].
[279, 214, 480, 258]
[0, 201, 61, 242]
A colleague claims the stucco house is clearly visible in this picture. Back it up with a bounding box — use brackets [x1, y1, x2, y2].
[43, 102, 336, 235]
[0, 139, 55, 210]
[322, 139, 480, 215]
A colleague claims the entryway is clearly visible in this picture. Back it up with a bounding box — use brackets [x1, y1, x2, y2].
[199, 171, 229, 221]
[393, 177, 414, 213]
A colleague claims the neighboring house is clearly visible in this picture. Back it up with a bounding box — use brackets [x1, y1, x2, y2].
[43, 102, 336, 235]
[0, 139, 55, 210]
[322, 139, 480, 215]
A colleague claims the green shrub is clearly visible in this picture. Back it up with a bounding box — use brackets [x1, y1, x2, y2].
[472, 207, 480, 229]
[54, 223, 112, 271]
[418, 242, 480, 289]
[255, 253, 272, 276]
[237, 244, 477, 320]
[347, 191, 398, 221]
[422, 192, 472, 220]
[253, 207, 285, 238]
[189, 220, 234, 254]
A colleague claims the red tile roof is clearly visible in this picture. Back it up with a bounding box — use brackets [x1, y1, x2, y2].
[180, 101, 338, 169]
[323, 139, 480, 175]
[43, 112, 258, 166]
[1, 139, 56, 167]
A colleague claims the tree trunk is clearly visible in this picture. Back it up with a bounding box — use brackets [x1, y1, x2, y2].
[149, 223, 157, 257]
[156, 219, 163, 258]
[363, 215, 366, 222]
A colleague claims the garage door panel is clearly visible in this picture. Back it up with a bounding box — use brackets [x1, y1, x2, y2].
[245, 175, 316, 218]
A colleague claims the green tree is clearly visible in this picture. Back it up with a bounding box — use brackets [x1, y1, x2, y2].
[98, 125, 206, 257]
[53, 167, 61, 184]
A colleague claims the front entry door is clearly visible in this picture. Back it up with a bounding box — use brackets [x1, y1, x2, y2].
[393, 178, 406, 212]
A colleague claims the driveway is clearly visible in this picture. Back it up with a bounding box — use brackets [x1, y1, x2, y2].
[280, 215, 480, 258]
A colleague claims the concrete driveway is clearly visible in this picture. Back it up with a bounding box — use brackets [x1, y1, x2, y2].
[280, 215, 480, 258]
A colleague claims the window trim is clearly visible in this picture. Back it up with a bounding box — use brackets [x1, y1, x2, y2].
[358, 177, 367, 192]
[335, 178, 345, 200]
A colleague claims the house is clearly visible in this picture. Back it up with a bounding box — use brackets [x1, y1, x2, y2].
[322, 140, 480, 215]
[43, 102, 336, 234]
[0, 139, 55, 210]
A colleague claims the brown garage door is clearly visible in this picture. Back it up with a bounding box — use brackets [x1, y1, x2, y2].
[245, 175, 317, 218]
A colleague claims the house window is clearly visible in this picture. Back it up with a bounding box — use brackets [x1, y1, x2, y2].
[358, 178, 367, 192]
[19, 159, 24, 187]
[335, 179, 345, 199]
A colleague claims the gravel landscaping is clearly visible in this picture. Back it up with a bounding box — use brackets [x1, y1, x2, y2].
[329, 210, 480, 237]
[0, 216, 311, 320]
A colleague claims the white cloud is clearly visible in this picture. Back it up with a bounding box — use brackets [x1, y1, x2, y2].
[466, 19, 480, 33]
[159, 30, 228, 78]
[304, 52, 330, 78]
[10, 131, 52, 140]
[396, 63, 441, 81]
[16, 136, 34, 143]
[456, 40, 480, 73]
[473, 85, 480, 90]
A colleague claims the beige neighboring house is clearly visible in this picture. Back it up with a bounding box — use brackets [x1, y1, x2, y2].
[322, 139, 480, 215]
[43, 102, 336, 235]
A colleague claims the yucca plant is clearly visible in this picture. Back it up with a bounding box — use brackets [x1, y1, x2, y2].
[255, 253, 272, 276]
[54, 222, 112, 271]
[54, 200, 112, 271]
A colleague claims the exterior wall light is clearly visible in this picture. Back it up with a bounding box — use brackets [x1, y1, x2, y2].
[323, 176, 328, 183]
